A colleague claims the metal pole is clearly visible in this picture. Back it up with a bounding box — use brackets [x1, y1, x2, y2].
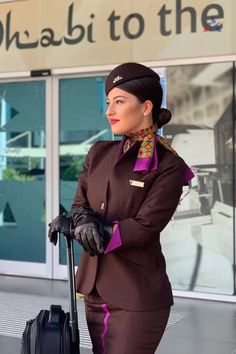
[64, 236, 80, 350]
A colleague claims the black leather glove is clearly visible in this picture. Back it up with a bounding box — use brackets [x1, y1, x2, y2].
[97, 222, 113, 244]
[70, 206, 98, 225]
[74, 221, 105, 256]
[48, 214, 73, 246]
[70, 206, 113, 256]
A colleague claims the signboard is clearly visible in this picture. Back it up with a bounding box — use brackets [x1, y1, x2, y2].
[0, 0, 234, 72]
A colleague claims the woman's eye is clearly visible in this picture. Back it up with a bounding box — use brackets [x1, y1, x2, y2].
[106, 99, 124, 105]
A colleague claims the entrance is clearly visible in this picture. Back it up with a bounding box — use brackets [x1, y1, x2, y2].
[0, 78, 53, 277]
[0, 74, 110, 279]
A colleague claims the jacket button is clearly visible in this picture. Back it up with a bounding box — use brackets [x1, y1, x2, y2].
[101, 202, 105, 210]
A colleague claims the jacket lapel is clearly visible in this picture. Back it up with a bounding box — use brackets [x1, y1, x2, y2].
[114, 137, 141, 171]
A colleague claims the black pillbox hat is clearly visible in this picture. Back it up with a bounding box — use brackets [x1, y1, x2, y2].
[105, 62, 160, 95]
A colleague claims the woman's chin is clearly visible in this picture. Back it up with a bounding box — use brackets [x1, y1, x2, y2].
[111, 126, 124, 135]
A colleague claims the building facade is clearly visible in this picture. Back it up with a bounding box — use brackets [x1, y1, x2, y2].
[0, 0, 235, 303]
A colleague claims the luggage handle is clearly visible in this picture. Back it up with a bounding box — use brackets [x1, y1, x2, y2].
[48, 305, 63, 324]
[63, 235, 79, 344]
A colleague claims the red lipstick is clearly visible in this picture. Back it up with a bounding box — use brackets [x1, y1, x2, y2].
[109, 119, 120, 125]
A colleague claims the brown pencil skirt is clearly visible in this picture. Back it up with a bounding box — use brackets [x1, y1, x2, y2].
[84, 292, 170, 354]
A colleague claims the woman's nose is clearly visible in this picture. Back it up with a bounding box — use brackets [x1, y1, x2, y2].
[106, 103, 115, 116]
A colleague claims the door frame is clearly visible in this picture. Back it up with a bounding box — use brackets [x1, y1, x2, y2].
[0, 76, 53, 278]
[51, 72, 109, 280]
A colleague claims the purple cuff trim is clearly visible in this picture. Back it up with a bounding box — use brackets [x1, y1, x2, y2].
[104, 223, 122, 254]
[101, 304, 110, 350]
[184, 166, 195, 185]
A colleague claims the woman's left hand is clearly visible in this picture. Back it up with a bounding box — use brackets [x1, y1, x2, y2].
[74, 221, 105, 256]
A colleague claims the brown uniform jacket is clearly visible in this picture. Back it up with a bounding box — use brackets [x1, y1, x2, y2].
[72, 137, 189, 311]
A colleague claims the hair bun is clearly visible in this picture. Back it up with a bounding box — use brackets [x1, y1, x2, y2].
[157, 108, 172, 128]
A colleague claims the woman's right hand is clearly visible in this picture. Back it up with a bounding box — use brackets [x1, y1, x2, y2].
[48, 214, 72, 246]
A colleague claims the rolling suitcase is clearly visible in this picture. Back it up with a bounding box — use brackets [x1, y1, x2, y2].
[21, 236, 80, 354]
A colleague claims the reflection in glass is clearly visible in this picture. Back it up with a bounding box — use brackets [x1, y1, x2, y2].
[59, 76, 110, 264]
[0, 81, 46, 262]
[163, 62, 235, 295]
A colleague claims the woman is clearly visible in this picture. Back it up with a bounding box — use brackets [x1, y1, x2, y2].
[49, 62, 194, 354]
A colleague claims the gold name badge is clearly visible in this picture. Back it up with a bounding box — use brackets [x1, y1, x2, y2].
[129, 179, 145, 188]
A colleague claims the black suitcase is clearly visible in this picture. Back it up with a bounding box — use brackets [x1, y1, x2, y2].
[21, 236, 80, 354]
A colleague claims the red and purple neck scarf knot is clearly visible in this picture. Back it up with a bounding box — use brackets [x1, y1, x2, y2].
[125, 123, 160, 173]
[124, 123, 194, 185]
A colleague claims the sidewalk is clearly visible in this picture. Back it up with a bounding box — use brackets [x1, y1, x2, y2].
[1, 275, 236, 354]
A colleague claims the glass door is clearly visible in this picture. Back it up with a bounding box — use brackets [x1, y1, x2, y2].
[0, 78, 53, 278]
[52, 68, 167, 279]
[53, 74, 111, 279]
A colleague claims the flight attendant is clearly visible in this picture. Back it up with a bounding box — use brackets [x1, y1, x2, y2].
[49, 62, 194, 354]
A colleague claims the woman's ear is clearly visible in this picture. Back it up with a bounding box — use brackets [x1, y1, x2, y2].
[143, 100, 153, 116]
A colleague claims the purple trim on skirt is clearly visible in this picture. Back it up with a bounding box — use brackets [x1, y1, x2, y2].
[104, 223, 122, 254]
[101, 303, 110, 351]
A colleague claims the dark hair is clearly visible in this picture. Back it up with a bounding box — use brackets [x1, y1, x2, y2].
[117, 76, 171, 128]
